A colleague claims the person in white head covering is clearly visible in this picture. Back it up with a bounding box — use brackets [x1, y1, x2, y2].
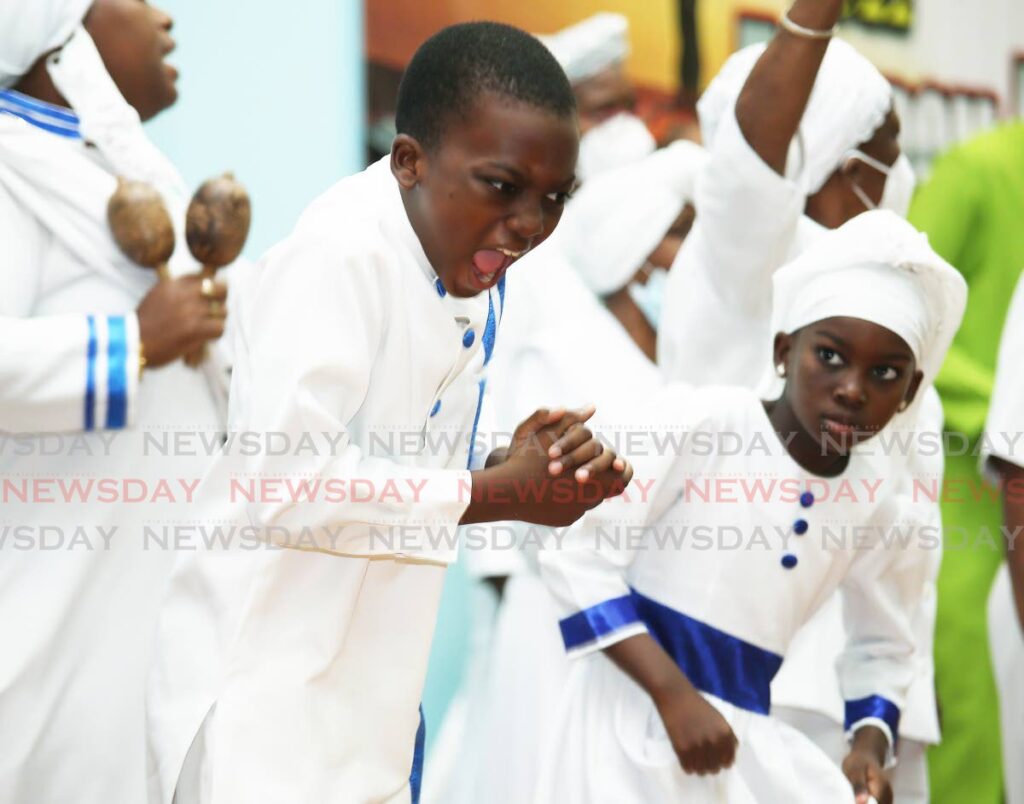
[978, 272, 1024, 804]
[0, 3, 235, 802]
[538, 13, 656, 181]
[561, 140, 706, 360]
[534, 209, 966, 804]
[652, 2, 941, 799]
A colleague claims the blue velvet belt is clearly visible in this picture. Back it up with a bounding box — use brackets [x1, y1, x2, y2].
[559, 589, 900, 739]
[559, 589, 783, 715]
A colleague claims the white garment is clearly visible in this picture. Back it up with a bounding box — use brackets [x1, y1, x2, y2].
[0, 116, 224, 804]
[0, 312, 139, 432]
[537, 13, 630, 85]
[988, 566, 1024, 804]
[536, 385, 923, 802]
[425, 234, 662, 802]
[981, 270, 1024, 804]
[772, 707, 930, 804]
[0, 0, 91, 87]
[562, 141, 706, 295]
[659, 99, 944, 759]
[697, 38, 892, 195]
[147, 157, 500, 804]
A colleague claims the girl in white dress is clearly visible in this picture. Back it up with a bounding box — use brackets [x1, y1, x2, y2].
[536, 210, 966, 804]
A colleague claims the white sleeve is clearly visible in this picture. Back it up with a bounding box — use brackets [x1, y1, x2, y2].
[837, 493, 925, 763]
[983, 271, 1024, 474]
[0, 181, 140, 433]
[460, 381, 529, 579]
[227, 236, 469, 564]
[657, 105, 805, 385]
[0, 313, 140, 433]
[538, 384, 699, 658]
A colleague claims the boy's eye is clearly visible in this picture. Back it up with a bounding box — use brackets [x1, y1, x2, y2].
[486, 179, 519, 196]
[817, 347, 843, 366]
[545, 190, 572, 205]
[873, 365, 900, 381]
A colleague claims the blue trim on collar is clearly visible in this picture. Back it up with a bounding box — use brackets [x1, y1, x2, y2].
[0, 89, 81, 139]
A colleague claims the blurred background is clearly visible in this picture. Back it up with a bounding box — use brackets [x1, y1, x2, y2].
[141, 0, 1024, 758]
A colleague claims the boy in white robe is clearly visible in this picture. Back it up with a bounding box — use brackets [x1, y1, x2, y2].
[146, 22, 632, 804]
[980, 272, 1024, 804]
[0, 2, 236, 802]
[536, 210, 967, 804]
[425, 142, 706, 804]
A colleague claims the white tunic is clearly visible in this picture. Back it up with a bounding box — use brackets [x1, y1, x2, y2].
[981, 271, 1024, 804]
[425, 236, 661, 804]
[0, 108, 226, 804]
[536, 385, 921, 803]
[657, 102, 942, 761]
[147, 157, 503, 804]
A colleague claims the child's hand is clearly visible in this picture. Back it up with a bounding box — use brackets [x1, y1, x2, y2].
[655, 684, 738, 776]
[506, 405, 599, 478]
[841, 726, 892, 804]
[461, 407, 632, 526]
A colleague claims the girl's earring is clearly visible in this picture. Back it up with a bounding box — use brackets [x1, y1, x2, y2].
[897, 400, 909, 412]
[776, 363, 786, 378]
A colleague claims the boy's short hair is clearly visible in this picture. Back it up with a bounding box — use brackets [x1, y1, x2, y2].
[396, 21, 576, 151]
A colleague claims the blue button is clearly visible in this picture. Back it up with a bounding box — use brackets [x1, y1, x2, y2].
[781, 553, 798, 569]
[463, 329, 475, 348]
[800, 491, 814, 508]
[793, 519, 809, 535]
[430, 400, 441, 417]
[435, 278, 447, 298]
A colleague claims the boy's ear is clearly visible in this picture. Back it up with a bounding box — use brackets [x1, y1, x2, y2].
[391, 134, 427, 190]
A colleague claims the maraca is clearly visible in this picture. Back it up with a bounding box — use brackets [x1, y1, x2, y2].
[183, 172, 251, 366]
[107, 178, 176, 279]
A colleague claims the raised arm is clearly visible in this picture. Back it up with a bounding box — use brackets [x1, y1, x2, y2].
[735, 0, 845, 175]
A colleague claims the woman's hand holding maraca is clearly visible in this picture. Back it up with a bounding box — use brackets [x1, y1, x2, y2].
[135, 273, 228, 368]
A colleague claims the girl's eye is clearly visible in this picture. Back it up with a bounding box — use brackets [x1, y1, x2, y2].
[818, 347, 843, 366]
[873, 365, 900, 381]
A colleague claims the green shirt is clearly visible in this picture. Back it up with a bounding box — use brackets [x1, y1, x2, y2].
[909, 122, 1024, 438]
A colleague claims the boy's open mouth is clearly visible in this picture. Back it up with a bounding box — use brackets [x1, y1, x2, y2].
[470, 247, 525, 288]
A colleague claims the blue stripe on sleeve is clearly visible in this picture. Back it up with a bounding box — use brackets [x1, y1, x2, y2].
[105, 316, 128, 428]
[845, 695, 900, 742]
[84, 316, 97, 430]
[558, 594, 642, 650]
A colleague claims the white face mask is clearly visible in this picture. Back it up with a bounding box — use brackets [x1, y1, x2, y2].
[626, 264, 668, 331]
[845, 150, 916, 218]
[577, 113, 656, 183]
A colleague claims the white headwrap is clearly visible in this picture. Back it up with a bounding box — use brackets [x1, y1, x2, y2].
[0, 0, 92, 87]
[698, 38, 892, 195]
[561, 140, 708, 295]
[766, 210, 966, 396]
[538, 13, 629, 85]
[46, 25, 187, 196]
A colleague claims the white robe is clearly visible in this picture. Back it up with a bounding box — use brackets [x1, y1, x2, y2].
[0, 111, 227, 803]
[536, 384, 923, 803]
[146, 157, 502, 804]
[424, 236, 661, 804]
[658, 100, 941, 787]
[981, 271, 1024, 804]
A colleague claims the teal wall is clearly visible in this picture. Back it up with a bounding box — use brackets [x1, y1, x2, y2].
[146, 0, 365, 258]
